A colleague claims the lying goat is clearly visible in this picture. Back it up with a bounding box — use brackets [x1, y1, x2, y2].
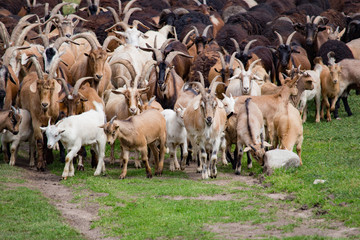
[101, 109, 167, 179]
[40, 102, 107, 179]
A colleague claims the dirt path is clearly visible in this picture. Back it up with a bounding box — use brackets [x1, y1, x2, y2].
[7, 156, 360, 240]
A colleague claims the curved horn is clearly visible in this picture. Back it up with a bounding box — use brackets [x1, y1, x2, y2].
[106, 21, 129, 31]
[123, 7, 142, 25]
[230, 38, 240, 54]
[110, 116, 116, 124]
[192, 26, 200, 37]
[111, 59, 136, 81]
[18, 14, 37, 25]
[306, 15, 310, 23]
[194, 0, 202, 6]
[285, 31, 297, 46]
[160, 38, 175, 53]
[229, 52, 237, 70]
[102, 35, 122, 51]
[107, 6, 120, 23]
[118, 76, 131, 88]
[197, 71, 205, 87]
[37, 34, 50, 48]
[190, 81, 206, 96]
[71, 32, 98, 50]
[165, 51, 193, 66]
[28, 55, 44, 80]
[0, 22, 10, 48]
[15, 23, 42, 46]
[244, 39, 257, 55]
[73, 77, 94, 95]
[202, 25, 212, 38]
[217, 51, 226, 70]
[56, 77, 71, 96]
[210, 78, 224, 95]
[235, 58, 245, 72]
[139, 60, 156, 87]
[313, 16, 326, 25]
[2, 46, 30, 66]
[66, 14, 88, 22]
[182, 29, 195, 44]
[48, 57, 63, 80]
[9, 21, 30, 46]
[173, 8, 189, 15]
[123, 0, 138, 14]
[274, 31, 284, 45]
[139, 46, 163, 63]
[132, 20, 149, 30]
[44, 14, 63, 25]
[53, 37, 79, 50]
[50, 2, 70, 16]
[248, 59, 262, 73]
[94, 0, 100, 7]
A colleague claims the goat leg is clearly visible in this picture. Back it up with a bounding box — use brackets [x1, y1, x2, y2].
[140, 147, 152, 178]
[36, 139, 46, 171]
[3, 142, 10, 164]
[59, 141, 66, 163]
[247, 152, 253, 169]
[342, 96, 352, 116]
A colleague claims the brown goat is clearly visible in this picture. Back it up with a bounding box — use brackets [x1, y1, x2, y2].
[101, 109, 167, 179]
[0, 107, 21, 133]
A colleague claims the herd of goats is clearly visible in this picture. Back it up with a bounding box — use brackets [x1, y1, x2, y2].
[1, 0, 360, 180]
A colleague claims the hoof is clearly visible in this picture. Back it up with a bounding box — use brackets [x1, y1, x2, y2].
[155, 171, 162, 176]
[62, 176, 67, 180]
[119, 175, 126, 179]
[235, 170, 241, 175]
[77, 165, 85, 171]
[147, 174, 153, 179]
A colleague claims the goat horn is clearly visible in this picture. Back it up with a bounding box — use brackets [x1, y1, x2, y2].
[165, 51, 193, 66]
[191, 26, 200, 37]
[313, 16, 326, 25]
[36, 34, 50, 48]
[118, 0, 122, 15]
[139, 60, 156, 87]
[0, 22, 10, 48]
[204, 0, 207, 5]
[94, 0, 100, 7]
[45, 3, 49, 16]
[110, 116, 116, 124]
[111, 59, 137, 81]
[106, 21, 129, 31]
[173, 8, 189, 15]
[139, 46, 163, 63]
[18, 14, 37, 25]
[102, 36, 122, 51]
[107, 6, 120, 23]
[50, 2, 70, 16]
[71, 33, 98, 50]
[44, 14, 64, 25]
[11, 106, 16, 113]
[123, 0, 138, 14]
[15, 23, 42, 47]
[197, 71, 205, 87]
[190, 81, 206, 97]
[48, 57, 63, 80]
[202, 25, 212, 38]
[230, 38, 240, 54]
[306, 15, 311, 23]
[217, 51, 226, 70]
[248, 59, 262, 73]
[118, 76, 131, 88]
[86, 0, 92, 6]
[123, 7, 142, 25]
[182, 29, 195, 44]
[244, 39, 257, 55]
[274, 31, 284, 45]
[56, 77, 71, 97]
[285, 31, 297, 46]
[234, 58, 245, 72]
[9, 21, 30, 46]
[132, 20, 149, 30]
[73, 77, 94, 95]
[229, 52, 237, 70]
[2, 46, 29, 66]
[66, 14, 88, 22]
[194, 0, 202, 6]
[28, 55, 44, 80]
[53, 37, 79, 50]
[210, 79, 224, 96]
[160, 38, 175, 54]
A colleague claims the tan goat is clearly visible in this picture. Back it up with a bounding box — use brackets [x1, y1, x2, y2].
[101, 109, 167, 179]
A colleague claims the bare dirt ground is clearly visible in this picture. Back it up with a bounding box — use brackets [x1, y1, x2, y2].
[5, 154, 360, 240]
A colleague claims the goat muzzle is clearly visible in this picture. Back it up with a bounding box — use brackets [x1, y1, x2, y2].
[41, 102, 49, 110]
[159, 82, 166, 91]
[205, 117, 213, 126]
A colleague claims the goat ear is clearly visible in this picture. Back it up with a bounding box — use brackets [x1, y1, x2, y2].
[138, 87, 150, 94]
[59, 129, 65, 135]
[57, 97, 65, 103]
[54, 81, 61, 94]
[193, 100, 200, 110]
[98, 124, 105, 129]
[216, 98, 224, 108]
[263, 141, 272, 147]
[78, 93, 88, 102]
[40, 126, 47, 132]
[30, 81, 37, 93]
[243, 146, 251, 152]
[8, 74, 16, 85]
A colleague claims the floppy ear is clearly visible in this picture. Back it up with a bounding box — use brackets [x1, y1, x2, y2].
[263, 141, 272, 147]
[98, 124, 105, 129]
[193, 100, 200, 110]
[30, 81, 37, 93]
[58, 129, 65, 135]
[243, 146, 251, 152]
[54, 81, 62, 94]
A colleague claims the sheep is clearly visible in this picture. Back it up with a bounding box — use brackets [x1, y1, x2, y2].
[235, 98, 271, 174]
[1, 108, 35, 167]
[297, 64, 323, 122]
[161, 108, 188, 171]
[40, 101, 107, 179]
[101, 109, 167, 179]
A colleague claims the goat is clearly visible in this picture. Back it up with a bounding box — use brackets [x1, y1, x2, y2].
[101, 109, 167, 179]
[182, 81, 227, 179]
[1, 108, 35, 167]
[40, 102, 107, 179]
[161, 108, 188, 171]
[235, 98, 271, 175]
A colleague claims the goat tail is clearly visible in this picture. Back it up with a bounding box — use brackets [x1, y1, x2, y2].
[245, 98, 254, 142]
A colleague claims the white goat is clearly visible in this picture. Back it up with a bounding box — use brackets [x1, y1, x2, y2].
[40, 102, 107, 179]
[161, 108, 188, 171]
[1, 109, 35, 167]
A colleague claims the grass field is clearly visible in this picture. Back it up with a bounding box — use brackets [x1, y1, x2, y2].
[0, 93, 359, 239]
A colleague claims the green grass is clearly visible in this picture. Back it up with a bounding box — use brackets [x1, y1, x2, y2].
[0, 165, 84, 240]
